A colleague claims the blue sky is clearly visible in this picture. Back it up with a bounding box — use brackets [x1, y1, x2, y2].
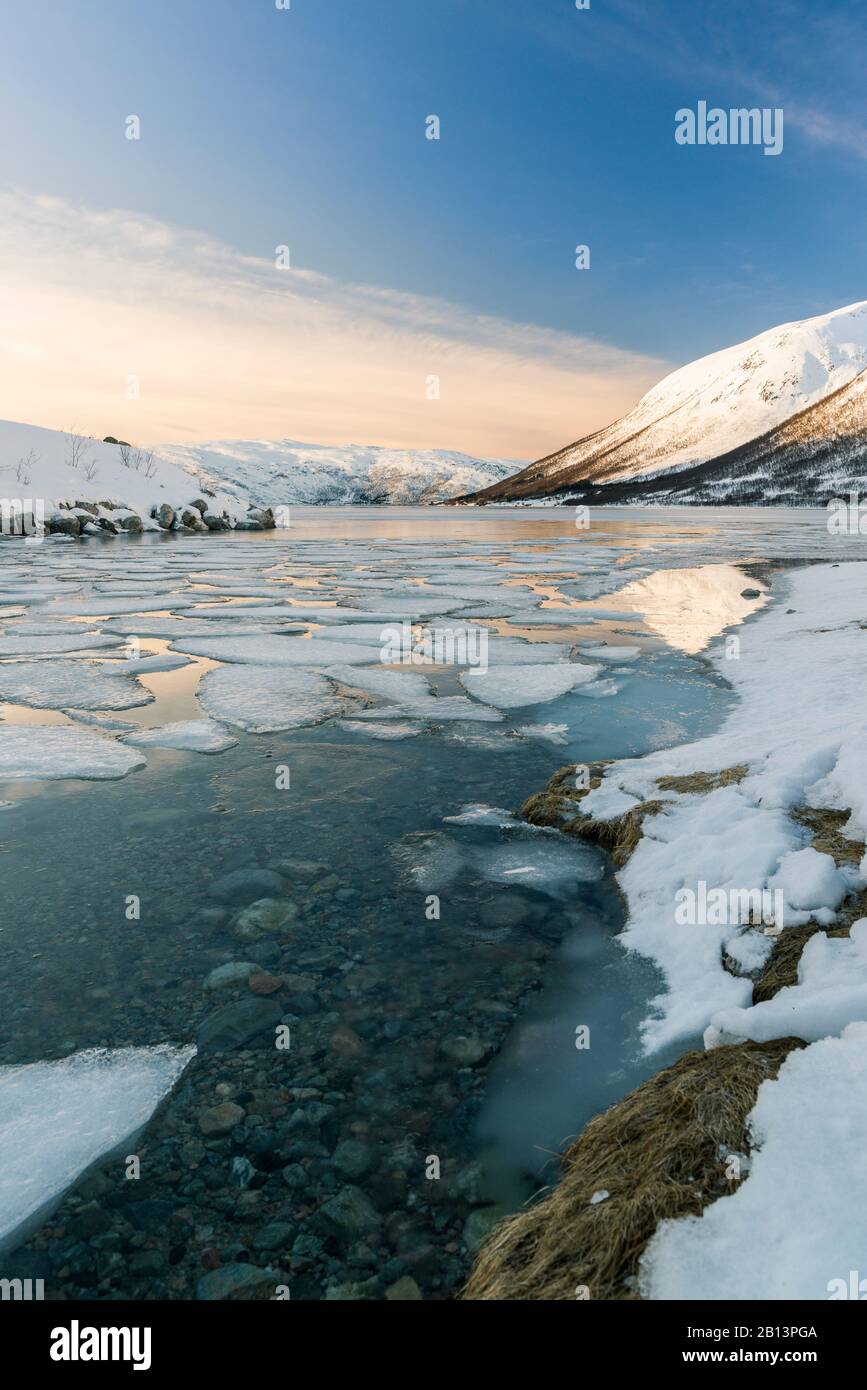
[1, 0, 866, 453]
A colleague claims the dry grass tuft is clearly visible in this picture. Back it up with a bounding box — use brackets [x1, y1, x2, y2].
[573, 801, 667, 867]
[463, 1038, 804, 1301]
[656, 765, 748, 794]
[792, 806, 864, 865]
[520, 762, 662, 867]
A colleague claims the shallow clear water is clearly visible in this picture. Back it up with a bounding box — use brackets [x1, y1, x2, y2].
[1, 505, 863, 1296]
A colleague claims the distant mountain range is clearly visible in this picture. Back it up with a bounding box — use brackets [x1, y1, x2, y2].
[457, 300, 867, 505]
[157, 439, 520, 506]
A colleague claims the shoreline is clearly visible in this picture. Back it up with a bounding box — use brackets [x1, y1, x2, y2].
[467, 560, 867, 1299]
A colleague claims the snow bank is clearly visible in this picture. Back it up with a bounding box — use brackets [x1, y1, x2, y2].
[640, 1023, 867, 1300]
[581, 562, 867, 1052]
[0, 418, 250, 534]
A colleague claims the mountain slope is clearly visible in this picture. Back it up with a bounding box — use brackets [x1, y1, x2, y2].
[156, 439, 521, 506]
[460, 300, 867, 505]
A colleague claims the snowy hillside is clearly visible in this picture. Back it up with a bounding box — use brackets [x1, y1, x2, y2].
[461, 300, 867, 505]
[155, 438, 521, 506]
[0, 419, 253, 534]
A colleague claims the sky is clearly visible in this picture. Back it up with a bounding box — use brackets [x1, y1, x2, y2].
[1, 0, 866, 457]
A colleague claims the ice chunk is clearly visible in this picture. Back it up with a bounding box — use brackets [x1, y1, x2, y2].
[443, 804, 519, 827]
[347, 695, 502, 723]
[0, 1044, 195, 1255]
[197, 664, 345, 733]
[460, 662, 600, 708]
[483, 639, 570, 665]
[338, 720, 422, 740]
[122, 720, 238, 753]
[0, 634, 124, 656]
[0, 659, 152, 710]
[0, 726, 146, 780]
[391, 832, 467, 892]
[517, 723, 569, 745]
[171, 635, 376, 666]
[577, 645, 641, 662]
[470, 837, 604, 898]
[47, 594, 198, 615]
[324, 663, 431, 701]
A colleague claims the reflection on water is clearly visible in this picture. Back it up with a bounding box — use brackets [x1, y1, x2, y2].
[597, 562, 767, 654]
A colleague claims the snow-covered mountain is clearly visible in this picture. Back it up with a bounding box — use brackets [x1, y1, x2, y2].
[156, 438, 521, 506]
[459, 300, 867, 505]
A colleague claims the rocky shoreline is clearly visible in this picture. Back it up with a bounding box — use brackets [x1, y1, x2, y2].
[5, 497, 277, 540]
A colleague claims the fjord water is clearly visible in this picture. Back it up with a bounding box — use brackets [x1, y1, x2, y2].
[1, 505, 863, 1295]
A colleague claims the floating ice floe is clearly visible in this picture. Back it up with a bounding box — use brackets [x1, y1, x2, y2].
[517, 723, 570, 745]
[323, 663, 431, 701]
[640, 1023, 867, 1300]
[347, 694, 503, 723]
[197, 664, 345, 733]
[482, 639, 570, 665]
[392, 826, 603, 899]
[0, 659, 153, 710]
[122, 720, 238, 754]
[0, 1044, 195, 1255]
[443, 804, 520, 827]
[338, 720, 422, 740]
[471, 837, 604, 898]
[0, 727, 146, 780]
[0, 634, 124, 657]
[577, 645, 641, 662]
[459, 661, 600, 708]
[103, 617, 298, 638]
[171, 635, 376, 666]
[112, 652, 192, 675]
[62, 710, 136, 731]
[315, 623, 403, 645]
[390, 832, 468, 893]
[46, 594, 198, 616]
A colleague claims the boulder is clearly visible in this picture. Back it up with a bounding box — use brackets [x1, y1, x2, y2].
[196, 1263, 281, 1301]
[232, 897, 297, 943]
[196, 996, 283, 1053]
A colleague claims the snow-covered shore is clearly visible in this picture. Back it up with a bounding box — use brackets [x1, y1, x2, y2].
[487, 560, 867, 1300]
[0, 419, 273, 538]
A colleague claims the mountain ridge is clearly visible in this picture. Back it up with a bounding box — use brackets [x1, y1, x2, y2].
[456, 300, 867, 506]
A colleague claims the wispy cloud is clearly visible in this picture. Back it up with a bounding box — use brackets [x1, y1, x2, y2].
[507, 0, 867, 165]
[0, 189, 667, 459]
